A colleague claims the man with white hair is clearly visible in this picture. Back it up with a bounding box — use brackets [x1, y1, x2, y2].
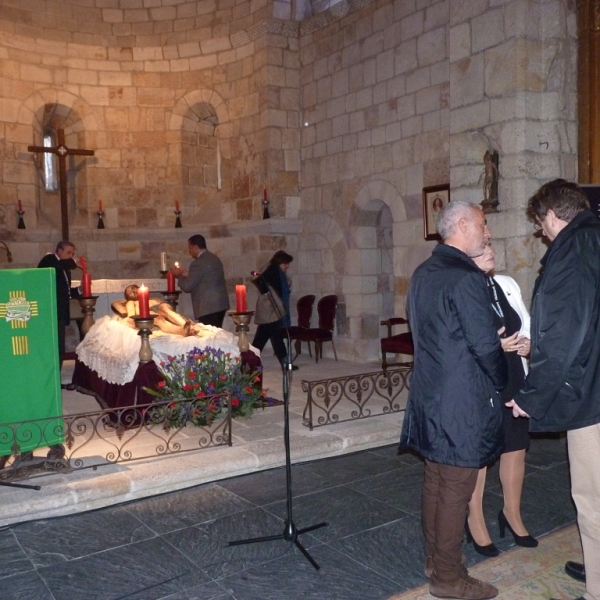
[400, 201, 507, 600]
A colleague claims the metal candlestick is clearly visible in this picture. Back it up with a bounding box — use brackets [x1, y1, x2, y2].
[17, 210, 26, 229]
[133, 315, 156, 363]
[174, 210, 182, 228]
[78, 296, 99, 337]
[97, 210, 105, 229]
[229, 310, 254, 353]
[160, 290, 180, 312]
[262, 199, 270, 219]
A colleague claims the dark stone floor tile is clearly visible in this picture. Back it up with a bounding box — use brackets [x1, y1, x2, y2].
[217, 464, 331, 506]
[346, 461, 424, 515]
[264, 485, 407, 544]
[298, 450, 402, 486]
[526, 434, 568, 469]
[10, 505, 155, 567]
[330, 514, 427, 589]
[156, 581, 234, 600]
[520, 462, 574, 515]
[163, 507, 291, 580]
[38, 536, 210, 600]
[0, 570, 56, 600]
[0, 529, 34, 579]
[217, 543, 404, 600]
[126, 483, 256, 534]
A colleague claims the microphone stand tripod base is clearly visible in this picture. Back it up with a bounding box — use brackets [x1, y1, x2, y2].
[228, 361, 328, 570]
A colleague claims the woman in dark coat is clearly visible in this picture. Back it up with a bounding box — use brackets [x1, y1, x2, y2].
[466, 245, 537, 556]
[251, 250, 297, 370]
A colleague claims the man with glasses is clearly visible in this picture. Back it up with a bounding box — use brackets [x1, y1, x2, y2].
[508, 179, 600, 600]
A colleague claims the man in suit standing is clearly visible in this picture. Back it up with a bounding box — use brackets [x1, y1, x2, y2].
[171, 234, 230, 327]
[37, 240, 81, 370]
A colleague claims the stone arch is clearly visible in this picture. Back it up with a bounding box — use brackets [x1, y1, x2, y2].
[169, 90, 230, 222]
[344, 181, 407, 360]
[18, 89, 98, 230]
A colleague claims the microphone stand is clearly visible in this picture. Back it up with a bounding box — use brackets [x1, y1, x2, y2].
[228, 271, 328, 570]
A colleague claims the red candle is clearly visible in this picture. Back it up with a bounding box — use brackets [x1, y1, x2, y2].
[175, 200, 179, 211]
[98, 200, 103, 212]
[263, 188, 267, 200]
[167, 271, 176, 293]
[82, 273, 92, 297]
[138, 284, 150, 318]
[235, 284, 247, 312]
[18, 199, 22, 211]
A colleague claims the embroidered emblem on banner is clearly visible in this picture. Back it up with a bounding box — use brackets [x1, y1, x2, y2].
[0, 291, 39, 355]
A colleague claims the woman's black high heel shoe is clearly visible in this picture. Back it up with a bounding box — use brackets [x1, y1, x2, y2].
[465, 520, 499, 557]
[498, 510, 538, 547]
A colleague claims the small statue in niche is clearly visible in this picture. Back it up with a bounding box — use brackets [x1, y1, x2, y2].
[481, 150, 500, 213]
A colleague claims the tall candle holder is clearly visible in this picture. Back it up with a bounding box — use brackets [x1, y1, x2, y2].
[133, 315, 156, 363]
[78, 296, 99, 337]
[160, 290, 180, 312]
[228, 310, 254, 352]
[174, 210, 182, 228]
[159, 270, 168, 279]
[262, 199, 270, 219]
[97, 210, 105, 229]
[17, 209, 26, 229]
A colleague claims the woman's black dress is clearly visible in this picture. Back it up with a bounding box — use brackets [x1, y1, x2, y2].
[487, 277, 530, 452]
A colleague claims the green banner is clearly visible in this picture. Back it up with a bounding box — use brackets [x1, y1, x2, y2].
[0, 268, 64, 455]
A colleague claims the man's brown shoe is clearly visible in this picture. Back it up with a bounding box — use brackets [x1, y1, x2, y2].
[425, 555, 468, 579]
[430, 570, 498, 599]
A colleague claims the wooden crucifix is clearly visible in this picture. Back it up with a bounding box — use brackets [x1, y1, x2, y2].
[28, 129, 95, 240]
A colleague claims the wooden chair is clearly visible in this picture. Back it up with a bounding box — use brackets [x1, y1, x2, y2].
[380, 317, 414, 371]
[304, 295, 338, 363]
[285, 294, 316, 358]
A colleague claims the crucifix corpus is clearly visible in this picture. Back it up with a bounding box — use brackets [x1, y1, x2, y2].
[28, 129, 95, 240]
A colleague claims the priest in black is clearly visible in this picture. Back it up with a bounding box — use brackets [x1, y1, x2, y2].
[37, 241, 81, 368]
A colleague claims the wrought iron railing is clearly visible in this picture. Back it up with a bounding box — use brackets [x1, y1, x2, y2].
[0, 394, 232, 483]
[301, 365, 412, 430]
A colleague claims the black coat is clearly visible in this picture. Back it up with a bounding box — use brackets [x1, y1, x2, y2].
[515, 210, 600, 432]
[37, 253, 80, 323]
[399, 244, 508, 468]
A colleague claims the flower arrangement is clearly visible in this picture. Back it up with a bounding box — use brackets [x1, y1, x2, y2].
[145, 347, 264, 429]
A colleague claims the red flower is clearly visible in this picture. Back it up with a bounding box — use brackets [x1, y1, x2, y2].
[245, 386, 253, 394]
[235, 357, 241, 362]
[209, 403, 217, 411]
[183, 384, 192, 391]
[160, 361, 165, 367]
[157, 381, 166, 388]
[253, 376, 261, 382]
[193, 383, 199, 389]
[197, 391, 206, 398]
[169, 402, 176, 408]
[168, 356, 174, 362]
[193, 354, 201, 360]
[188, 372, 196, 379]
[219, 375, 227, 381]
[232, 398, 240, 407]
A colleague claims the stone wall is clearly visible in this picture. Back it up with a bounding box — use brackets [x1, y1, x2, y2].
[0, 0, 580, 363]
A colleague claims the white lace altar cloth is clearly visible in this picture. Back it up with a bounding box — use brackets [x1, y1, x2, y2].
[76, 316, 259, 385]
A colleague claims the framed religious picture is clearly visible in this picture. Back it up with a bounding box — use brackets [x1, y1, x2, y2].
[423, 184, 450, 241]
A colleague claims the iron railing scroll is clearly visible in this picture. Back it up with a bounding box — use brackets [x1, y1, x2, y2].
[0, 393, 232, 483]
[301, 366, 412, 430]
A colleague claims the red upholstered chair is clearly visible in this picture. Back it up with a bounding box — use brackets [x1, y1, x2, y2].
[285, 294, 316, 359]
[305, 295, 338, 363]
[380, 317, 414, 371]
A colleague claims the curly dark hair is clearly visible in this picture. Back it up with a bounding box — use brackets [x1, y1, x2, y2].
[527, 179, 589, 223]
[269, 250, 293, 265]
